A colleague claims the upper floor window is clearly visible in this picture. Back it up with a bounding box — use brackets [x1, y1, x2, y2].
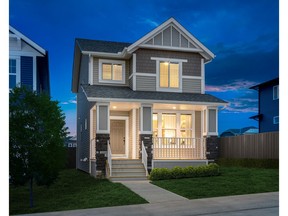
[273, 85, 279, 100]
[99, 59, 125, 84]
[151, 57, 187, 92]
[273, 116, 279, 124]
[9, 57, 20, 90]
[160, 62, 179, 88]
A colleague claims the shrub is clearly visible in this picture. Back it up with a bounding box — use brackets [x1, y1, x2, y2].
[149, 163, 220, 181]
[216, 158, 279, 169]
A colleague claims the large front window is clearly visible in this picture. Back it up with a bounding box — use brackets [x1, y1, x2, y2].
[160, 62, 179, 88]
[9, 57, 20, 90]
[99, 59, 125, 84]
[153, 113, 193, 138]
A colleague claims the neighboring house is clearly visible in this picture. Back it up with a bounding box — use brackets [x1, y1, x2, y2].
[9, 26, 50, 94]
[65, 136, 77, 148]
[72, 18, 227, 179]
[250, 78, 279, 133]
[220, 126, 258, 137]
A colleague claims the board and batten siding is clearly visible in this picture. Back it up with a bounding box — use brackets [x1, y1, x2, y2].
[136, 75, 156, 91]
[182, 78, 202, 93]
[92, 57, 130, 86]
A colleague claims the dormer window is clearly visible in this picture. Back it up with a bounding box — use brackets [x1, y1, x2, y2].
[99, 59, 125, 84]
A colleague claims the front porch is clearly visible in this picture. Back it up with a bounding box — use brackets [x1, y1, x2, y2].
[90, 101, 220, 177]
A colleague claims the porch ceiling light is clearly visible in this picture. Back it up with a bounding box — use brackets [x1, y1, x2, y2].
[172, 106, 176, 109]
[112, 106, 117, 109]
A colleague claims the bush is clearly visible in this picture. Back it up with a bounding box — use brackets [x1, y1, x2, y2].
[216, 158, 279, 169]
[149, 163, 220, 181]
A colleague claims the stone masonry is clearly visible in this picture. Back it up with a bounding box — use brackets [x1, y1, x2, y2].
[95, 133, 109, 177]
[205, 136, 219, 160]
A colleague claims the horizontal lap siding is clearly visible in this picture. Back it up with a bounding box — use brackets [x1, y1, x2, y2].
[21, 56, 33, 89]
[182, 78, 201, 93]
[93, 57, 129, 86]
[136, 75, 156, 91]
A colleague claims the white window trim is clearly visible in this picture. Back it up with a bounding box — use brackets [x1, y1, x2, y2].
[9, 56, 21, 90]
[273, 85, 279, 100]
[151, 57, 186, 93]
[153, 111, 195, 138]
[89, 55, 94, 85]
[98, 59, 126, 84]
[273, 116, 279, 124]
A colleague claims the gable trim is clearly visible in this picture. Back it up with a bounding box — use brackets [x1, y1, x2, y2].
[127, 18, 215, 60]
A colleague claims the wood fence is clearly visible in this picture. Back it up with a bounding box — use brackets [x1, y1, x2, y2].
[219, 132, 279, 159]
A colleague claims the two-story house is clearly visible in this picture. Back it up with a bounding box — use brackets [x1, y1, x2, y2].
[72, 18, 227, 179]
[9, 26, 50, 94]
[250, 77, 279, 133]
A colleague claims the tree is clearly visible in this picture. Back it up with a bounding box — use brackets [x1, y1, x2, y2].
[9, 86, 68, 208]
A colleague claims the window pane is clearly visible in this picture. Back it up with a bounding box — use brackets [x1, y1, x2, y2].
[181, 114, 192, 129]
[9, 75, 16, 89]
[102, 64, 112, 80]
[113, 64, 123, 81]
[162, 114, 176, 129]
[153, 114, 158, 130]
[169, 63, 179, 88]
[181, 130, 192, 138]
[9, 59, 16, 74]
[162, 129, 176, 138]
[160, 62, 169, 87]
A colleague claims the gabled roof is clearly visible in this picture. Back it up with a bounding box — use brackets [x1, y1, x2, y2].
[9, 25, 47, 56]
[250, 77, 279, 91]
[81, 85, 227, 105]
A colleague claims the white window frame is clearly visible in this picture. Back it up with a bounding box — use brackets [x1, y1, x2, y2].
[273, 116, 279, 124]
[273, 85, 279, 100]
[99, 59, 125, 84]
[151, 57, 186, 93]
[9, 56, 21, 90]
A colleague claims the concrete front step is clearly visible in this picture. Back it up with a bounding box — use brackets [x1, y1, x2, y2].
[110, 176, 148, 181]
[112, 159, 142, 165]
[112, 168, 146, 172]
[112, 171, 146, 177]
[112, 164, 144, 169]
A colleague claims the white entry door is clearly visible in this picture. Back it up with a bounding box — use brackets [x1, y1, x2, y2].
[110, 119, 126, 156]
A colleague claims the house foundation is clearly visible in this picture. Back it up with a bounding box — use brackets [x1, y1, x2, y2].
[95, 133, 109, 177]
[205, 136, 219, 161]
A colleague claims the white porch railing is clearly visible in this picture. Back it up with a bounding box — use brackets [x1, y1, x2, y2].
[153, 137, 206, 159]
[141, 141, 148, 176]
[107, 140, 112, 177]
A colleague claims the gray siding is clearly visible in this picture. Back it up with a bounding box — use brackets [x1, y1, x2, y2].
[129, 77, 133, 89]
[136, 75, 156, 91]
[99, 105, 108, 131]
[76, 86, 94, 173]
[135, 49, 202, 76]
[79, 54, 89, 85]
[93, 57, 129, 86]
[182, 78, 201, 93]
[21, 56, 33, 89]
[195, 111, 202, 138]
[143, 107, 152, 131]
[208, 109, 217, 133]
[172, 26, 180, 47]
[163, 27, 171, 46]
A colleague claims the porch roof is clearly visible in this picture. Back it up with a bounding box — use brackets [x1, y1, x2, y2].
[82, 85, 227, 105]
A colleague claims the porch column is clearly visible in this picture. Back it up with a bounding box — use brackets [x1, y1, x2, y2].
[139, 104, 153, 172]
[203, 106, 219, 161]
[95, 102, 110, 177]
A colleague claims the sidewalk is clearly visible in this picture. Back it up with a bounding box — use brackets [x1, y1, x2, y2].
[118, 180, 188, 203]
[18, 192, 279, 216]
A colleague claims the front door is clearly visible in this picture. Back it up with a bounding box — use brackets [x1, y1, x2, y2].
[110, 120, 126, 156]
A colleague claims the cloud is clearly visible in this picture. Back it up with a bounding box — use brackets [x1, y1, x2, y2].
[61, 98, 77, 105]
[221, 98, 258, 114]
[206, 80, 258, 92]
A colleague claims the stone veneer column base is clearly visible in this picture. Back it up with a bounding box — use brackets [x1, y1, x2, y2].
[205, 136, 219, 161]
[139, 134, 153, 173]
[95, 134, 109, 178]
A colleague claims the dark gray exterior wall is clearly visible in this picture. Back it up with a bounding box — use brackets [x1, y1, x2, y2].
[79, 54, 89, 85]
[135, 48, 202, 76]
[259, 85, 279, 132]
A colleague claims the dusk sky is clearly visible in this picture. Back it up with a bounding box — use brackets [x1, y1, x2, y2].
[9, 0, 279, 136]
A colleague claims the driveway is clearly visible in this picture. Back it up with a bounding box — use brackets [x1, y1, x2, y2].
[18, 192, 278, 216]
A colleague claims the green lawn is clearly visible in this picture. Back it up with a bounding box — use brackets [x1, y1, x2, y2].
[10, 169, 147, 215]
[152, 167, 279, 199]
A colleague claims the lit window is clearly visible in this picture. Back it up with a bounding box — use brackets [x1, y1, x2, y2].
[99, 59, 125, 83]
[153, 114, 158, 137]
[273, 85, 279, 100]
[161, 114, 176, 138]
[160, 62, 179, 88]
[180, 114, 192, 138]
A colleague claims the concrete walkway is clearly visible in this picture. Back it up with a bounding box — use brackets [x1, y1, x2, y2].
[18, 192, 279, 216]
[117, 180, 188, 203]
